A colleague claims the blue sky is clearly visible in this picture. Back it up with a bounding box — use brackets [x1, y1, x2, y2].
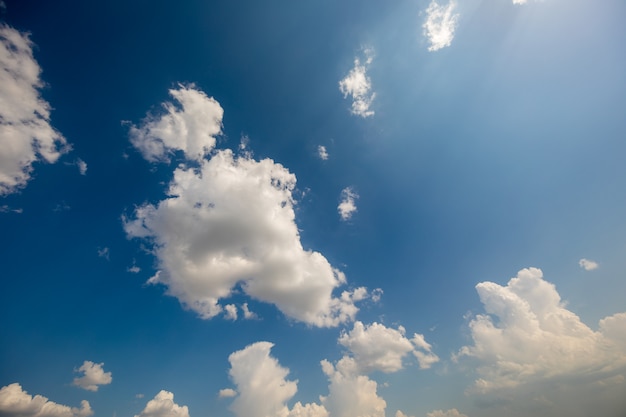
[1, 0, 625, 416]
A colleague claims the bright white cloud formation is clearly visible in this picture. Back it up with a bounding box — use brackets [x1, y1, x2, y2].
[0, 24, 69, 195]
[422, 1, 459, 52]
[218, 388, 237, 398]
[338, 187, 358, 221]
[338, 321, 438, 373]
[129, 85, 223, 163]
[125, 87, 366, 327]
[72, 361, 112, 392]
[578, 258, 598, 271]
[135, 391, 189, 417]
[458, 267, 626, 394]
[0, 383, 92, 417]
[317, 145, 329, 160]
[339, 51, 375, 118]
[76, 158, 87, 175]
[228, 342, 327, 417]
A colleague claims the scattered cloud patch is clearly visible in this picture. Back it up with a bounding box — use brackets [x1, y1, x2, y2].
[427, 410, 468, 417]
[125, 89, 367, 327]
[242, 303, 257, 320]
[97, 247, 110, 261]
[224, 304, 238, 320]
[128, 264, 141, 273]
[411, 333, 440, 369]
[135, 391, 189, 417]
[338, 187, 358, 221]
[77, 158, 87, 175]
[422, 1, 459, 51]
[0, 204, 22, 213]
[579, 258, 598, 271]
[371, 288, 383, 303]
[72, 361, 112, 392]
[317, 145, 329, 160]
[218, 388, 237, 398]
[129, 85, 223, 163]
[0, 24, 70, 195]
[339, 50, 375, 118]
[458, 267, 626, 393]
[0, 383, 92, 417]
[136, 394, 145, 399]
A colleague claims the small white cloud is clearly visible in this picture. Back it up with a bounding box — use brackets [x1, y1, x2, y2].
[129, 85, 223, 163]
[224, 304, 238, 320]
[422, 1, 459, 52]
[317, 145, 329, 160]
[242, 303, 257, 320]
[411, 333, 440, 369]
[135, 391, 189, 417]
[72, 361, 112, 392]
[128, 265, 141, 273]
[338, 187, 358, 221]
[579, 258, 599, 271]
[339, 51, 375, 118]
[371, 288, 383, 303]
[218, 388, 237, 398]
[0, 383, 93, 417]
[0, 205, 22, 214]
[427, 409, 469, 417]
[77, 158, 87, 175]
[0, 24, 70, 195]
[136, 393, 145, 399]
[97, 247, 110, 261]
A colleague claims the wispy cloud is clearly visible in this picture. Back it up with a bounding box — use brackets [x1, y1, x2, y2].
[338, 187, 358, 221]
[423, 1, 459, 52]
[339, 50, 375, 118]
[317, 145, 329, 160]
[97, 247, 110, 261]
[0, 24, 69, 195]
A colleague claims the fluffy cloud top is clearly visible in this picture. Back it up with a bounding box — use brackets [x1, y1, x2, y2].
[135, 391, 189, 417]
[0, 383, 92, 417]
[228, 342, 327, 417]
[339, 51, 375, 118]
[338, 187, 358, 221]
[125, 88, 366, 327]
[578, 258, 599, 271]
[458, 267, 626, 393]
[0, 24, 69, 195]
[129, 85, 223, 163]
[72, 361, 112, 392]
[422, 1, 459, 52]
[320, 358, 386, 417]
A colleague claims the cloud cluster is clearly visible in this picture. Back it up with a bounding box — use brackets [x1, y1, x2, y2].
[458, 267, 626, 393]
[0, 24, 69, 195]
[135, 391, 189, 417]
[338, 321, 439, 373]
[0, 383, 92, 417]
[125, 86, 367, 327]
[339, 51, 375, 118]
[317, 145, 328, 160]
[422, 1, 459, 52]
[337, 187, 358, 221]
[72, 361, 112, 392]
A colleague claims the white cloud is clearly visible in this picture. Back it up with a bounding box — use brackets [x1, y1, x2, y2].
[578, 258, 598, 271]
[317, 145, 329, 160]
[338, 187, 358, 221]
[129, 85, 223, 163]
[458, 267, 626, 393]
[0, 383, 92, 417]
[128, 265, 141, 273]
[125, 92, 367, 327]
[218, 388, 237, 398]
[320, 358, 386, 417]
[339, 51, 375, 118]
[72, 361, 112, 392]
[242, 303, 257, 320]
[422, 1, 459, 52]
[224, 304, 238, 320]
[76, 158, 87, 175]
[97, 247, 110, 261]
[411, 333, 440, 369]
[135, 391, 189, 417]
[228, 342, 327, 417]
[395, 411, 414, 417]
[427, 410, 468, 417]
[338, 321, 414, 373]
[0, 24, 69, 195]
